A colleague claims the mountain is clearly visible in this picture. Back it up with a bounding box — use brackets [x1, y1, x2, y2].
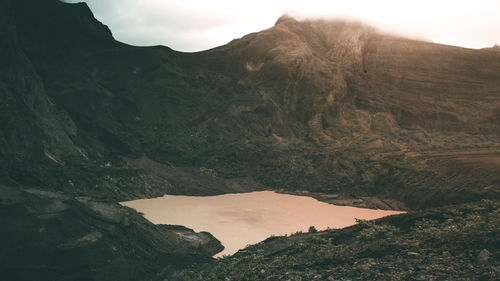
[1, 0, 499, 280]
[2, 1, 499, 209]
[2, 0, 500, 207]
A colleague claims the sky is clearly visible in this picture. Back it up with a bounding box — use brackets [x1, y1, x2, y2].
[64, 0, 500, 52]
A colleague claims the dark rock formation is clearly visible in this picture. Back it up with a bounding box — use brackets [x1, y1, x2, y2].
[160, 225, 224, 257]
[0, 185, 221, 281]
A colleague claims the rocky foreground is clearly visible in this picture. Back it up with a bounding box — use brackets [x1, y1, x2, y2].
[0, 185, 222, 281]
[175, 200, 499, 281]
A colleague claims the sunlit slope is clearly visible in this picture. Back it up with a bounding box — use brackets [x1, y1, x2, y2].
[1, 1, 499, 208]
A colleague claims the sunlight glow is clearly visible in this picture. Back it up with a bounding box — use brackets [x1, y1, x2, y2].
[67, 0, 500, 51]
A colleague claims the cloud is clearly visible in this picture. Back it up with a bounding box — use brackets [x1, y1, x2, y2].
[63, 0, 500, 51]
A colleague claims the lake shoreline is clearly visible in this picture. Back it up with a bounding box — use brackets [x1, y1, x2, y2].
[122, 191, 403, 257]
[275, 189, 409, 211]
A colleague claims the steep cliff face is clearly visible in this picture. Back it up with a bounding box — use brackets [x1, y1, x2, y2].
[0, 0, 86, 185]
[1, 0, 499, 209]
[359, 35, 500, 133]
[199, 16, 372, 138]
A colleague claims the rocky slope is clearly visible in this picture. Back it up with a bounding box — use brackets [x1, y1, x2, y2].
[1, 0, 499, 209]
[176, 200, 500, 280]
[0, 185, 222, 281]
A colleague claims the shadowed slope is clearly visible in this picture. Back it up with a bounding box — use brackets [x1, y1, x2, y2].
[1, 0, 499, 209]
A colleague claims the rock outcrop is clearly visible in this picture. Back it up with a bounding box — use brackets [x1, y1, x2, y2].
[0, 185, 222, 281]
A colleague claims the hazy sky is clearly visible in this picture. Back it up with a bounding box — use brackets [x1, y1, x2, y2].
[65, 0, 500, 52]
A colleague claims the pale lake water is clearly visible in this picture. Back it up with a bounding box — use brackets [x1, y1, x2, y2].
[121, 191, 403, 257]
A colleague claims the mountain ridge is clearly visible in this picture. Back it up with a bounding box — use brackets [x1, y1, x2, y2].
[1, 0, 499, 209]
[1, 0, 499, 280]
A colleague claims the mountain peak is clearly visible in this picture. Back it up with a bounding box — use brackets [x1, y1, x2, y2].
[11, 0, 114, 46]
[275, 14, 297, 26]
